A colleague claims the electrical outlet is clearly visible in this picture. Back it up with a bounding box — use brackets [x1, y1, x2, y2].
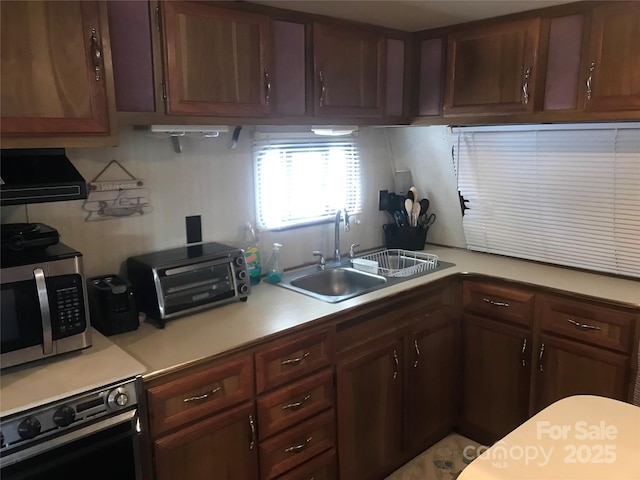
[379, 190, 389, 211]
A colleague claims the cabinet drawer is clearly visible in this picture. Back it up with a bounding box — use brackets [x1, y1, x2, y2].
[259, 409, 335, 480]
[275, 448, 337, 480]
[463, 281, 534, 327]
[539, 295, 636, 353]
[257, 369, 334, 440]
[147, 355, 253, 437]
[255, 329, 334, 393]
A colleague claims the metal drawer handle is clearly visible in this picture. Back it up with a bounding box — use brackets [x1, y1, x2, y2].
[285, 436, 313, 453]
[249, 414, 256, 450]
[282, 351, 310, 366]
[483, 298, 510, 308]
[393, 349, 399, 380]
[538, 343, 545, 372]
[567, 318, 601, 331]
[586, 62, 595, 100]
[521, 338, 527, 367]
[413, 339, 421, 368]
[183, 385, 222, 403]
[89, 28, 103, 81]
[264, 69, 271, 105]
[522, 67, 531, 104]
[282, 395, 312, 411]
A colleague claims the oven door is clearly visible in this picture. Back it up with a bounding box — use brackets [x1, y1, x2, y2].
[0, 411, 141, 480]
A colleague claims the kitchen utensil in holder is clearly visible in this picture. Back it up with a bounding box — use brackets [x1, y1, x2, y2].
[383, 224, 428, 251]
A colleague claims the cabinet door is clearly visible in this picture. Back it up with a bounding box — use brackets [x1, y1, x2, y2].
[154, 402, 259, 480]
[460, 315, 531, 444]
[336, 337, 403, 480]
[583, 3, 640, 111]
[444, 17, 541, 116]
[1, 1, 111, 135]
[162, 1, 272, 116]
[534, 334, 629, 413]
[313, 22, 385, 117]
[405, 312, 457, 455]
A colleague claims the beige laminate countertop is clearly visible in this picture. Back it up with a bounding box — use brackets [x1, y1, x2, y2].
[110, 246, 640, 377]
[0, 329, 146, 417]
[458, 395, 640, 480]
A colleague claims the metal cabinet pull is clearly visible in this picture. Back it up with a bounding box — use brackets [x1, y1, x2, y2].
[282, 395, 311, 411]
[482, 298, 510, 308]
[319, 70, 326, 106]
[413, 339, 421, 368]
[89, 28, 103, 81]
[285, 436, 313, 453]
[393, 349, 399, 380]
[249, 414, 256, 450]
[567, 318, 601, 331]
[264, 69, 271, 106]
[183, 385, 223, 403]
[281, 351, 310, 366]
[538, 343, 545, 372]
[521, 338, 527, 367]
[586, 62, 595, 100]
[522, 67, 531, 104]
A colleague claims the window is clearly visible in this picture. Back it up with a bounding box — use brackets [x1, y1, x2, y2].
[455, 123, 640, 278]
[253, 135, 362, 230]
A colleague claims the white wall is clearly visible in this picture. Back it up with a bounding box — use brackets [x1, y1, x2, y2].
[385, 125, 467, 248]
[1, 127, 396, 277]
[1, 125, 465, 277]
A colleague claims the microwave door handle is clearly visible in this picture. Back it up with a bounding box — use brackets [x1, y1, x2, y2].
[34, 268, 53, 355]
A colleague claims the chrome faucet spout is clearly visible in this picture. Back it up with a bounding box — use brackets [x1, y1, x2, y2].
[334, 208, 349, 262]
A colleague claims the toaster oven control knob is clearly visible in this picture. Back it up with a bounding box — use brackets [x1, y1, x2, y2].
[53, 406, 76, 427]
[239, 284, 249, 294]
[237, 269, 247, 280]
[18, 417, 41, 439]
[235, 256, 245, 267]
[107, 388, 130, 409]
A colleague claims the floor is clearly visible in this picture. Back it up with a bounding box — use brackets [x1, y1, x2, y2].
[386, 434, 481, 480]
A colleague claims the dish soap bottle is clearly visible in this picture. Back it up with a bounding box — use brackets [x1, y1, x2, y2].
[243, 222, 261, 286]
[265, 243, 283, 283]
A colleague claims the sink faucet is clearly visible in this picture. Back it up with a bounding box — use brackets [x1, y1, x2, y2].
[334, 209, 350, 262]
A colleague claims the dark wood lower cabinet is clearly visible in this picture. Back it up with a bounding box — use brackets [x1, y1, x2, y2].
[153, 402, 259, 480]
[460, 314, 532, 444]
[336, 337, 404, 480]
[533, 334, 630, 413]
[405, 314, 458, 455]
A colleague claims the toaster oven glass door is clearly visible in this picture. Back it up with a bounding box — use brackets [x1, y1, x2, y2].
[159, 262, 235, 315]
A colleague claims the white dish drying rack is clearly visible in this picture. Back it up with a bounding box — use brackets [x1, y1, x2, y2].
[352, 249, 439, 277]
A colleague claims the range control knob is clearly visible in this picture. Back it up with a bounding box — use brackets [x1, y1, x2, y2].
[107, 388, 129, 409]
[237, 270, 247, 280]
[239, 284, 249, 294]
[18, 417, 41, 440]
[53, 406, 76, 427]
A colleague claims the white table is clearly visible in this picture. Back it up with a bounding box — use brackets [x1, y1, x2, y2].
[458, 395, 640, 480]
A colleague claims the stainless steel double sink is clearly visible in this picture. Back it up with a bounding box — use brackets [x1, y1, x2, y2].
[274, 251, 455, 303]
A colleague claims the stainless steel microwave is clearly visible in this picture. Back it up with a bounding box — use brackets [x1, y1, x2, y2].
[0, 243, 92, 369]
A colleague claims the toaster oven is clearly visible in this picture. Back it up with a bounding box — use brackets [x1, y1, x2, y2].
[126, 242, 249, 327]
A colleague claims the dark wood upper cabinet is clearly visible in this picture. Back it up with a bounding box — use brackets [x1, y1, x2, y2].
[583, 2, 640, 112]
[444, 17, 541, 116]
[0, 0, 114, 142]
[161, 1, 272, 117]
[313, 22, 385, 118]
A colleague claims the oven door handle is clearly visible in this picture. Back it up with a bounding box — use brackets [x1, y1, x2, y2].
[34, 268, 53, 355]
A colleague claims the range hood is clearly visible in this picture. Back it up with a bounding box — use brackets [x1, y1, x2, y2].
[0, 149, 88, 206]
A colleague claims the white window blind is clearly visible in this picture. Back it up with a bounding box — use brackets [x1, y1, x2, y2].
[455, 123, 640, 278]
[253, 136, 362, 230]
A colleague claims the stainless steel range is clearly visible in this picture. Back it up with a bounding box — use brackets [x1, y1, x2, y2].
[0, 377, 141, 479]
